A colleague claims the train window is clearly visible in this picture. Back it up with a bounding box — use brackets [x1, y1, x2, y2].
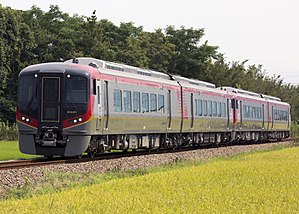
[248, 106, 251, 118]
[158, 95, 164, 113]
[123, 91, 132, 112]
[195, 99, 198, 116]
[133, 92, 140, 113]
[92, 79, 96, 95]
[274, 110, 277, 120]
[198, 100, 202, 116]
[244, 105, 247, 118]
[150, 94, 157, 112]
[256, 107, 260, 119]
[66, 75, 87, 103]
[142, 93, 149, 113]
[203, 100, 207, 116]
[217, 102, 221, 117]
[18, 75, 38, 103]
[222, 102, 226, 117]
[253, 107, 256, 119]
[213, 101, 217, 117]
[208, 101, 212, 117]
[113, 89, 122, 112]
[279, 110, 283, 121]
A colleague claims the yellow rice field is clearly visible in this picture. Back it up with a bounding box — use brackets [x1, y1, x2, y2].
[1, 147, 299, 213]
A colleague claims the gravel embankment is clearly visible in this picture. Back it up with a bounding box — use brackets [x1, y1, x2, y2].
[0, 141, 296, 190]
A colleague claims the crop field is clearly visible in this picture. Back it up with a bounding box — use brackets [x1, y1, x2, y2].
[1, 146, 299, 213]
[0, 141, 37, 161]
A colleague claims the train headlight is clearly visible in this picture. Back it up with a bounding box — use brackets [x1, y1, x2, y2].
[22, 117, 25, 121]
[26, 118, 30, 122]
[68, 117, 84, 124]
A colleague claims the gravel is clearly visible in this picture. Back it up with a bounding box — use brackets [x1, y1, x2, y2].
[0, 141, 295, 191]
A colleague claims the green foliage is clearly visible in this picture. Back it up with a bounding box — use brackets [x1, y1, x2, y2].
[291, 121, 299, 137]
[0, 4, 298, 125]
[0, 121, 18, 141]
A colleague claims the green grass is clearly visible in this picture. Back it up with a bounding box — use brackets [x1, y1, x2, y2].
[1, 145, 299, 213]
[0, 141, 37, 161]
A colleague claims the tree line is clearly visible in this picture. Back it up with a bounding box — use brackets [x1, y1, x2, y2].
[0, 5, 298, 124]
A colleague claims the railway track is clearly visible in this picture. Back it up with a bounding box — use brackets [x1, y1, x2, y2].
[0, 138, 296, 171]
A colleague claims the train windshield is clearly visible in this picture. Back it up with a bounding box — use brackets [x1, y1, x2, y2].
[18, 75, 38, 103]
[65, 75, 88, 103]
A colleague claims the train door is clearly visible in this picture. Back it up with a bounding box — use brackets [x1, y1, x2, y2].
[288, 108, 290, 128]
[40, 75, 61, 128]
[191, 93, 194, 129]
[167, 90, 171, 129]
[231, 98, 238, 126]
[262, 104, 265, 129]
[96, 80, 102, 130]
[226, 99, 230, 128]
[271, 106, 274, 129]
[239, 100, 243, 129]
[102, 81, 109, 131]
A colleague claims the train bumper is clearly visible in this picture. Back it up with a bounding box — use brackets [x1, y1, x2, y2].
[19, 134, 90, 157]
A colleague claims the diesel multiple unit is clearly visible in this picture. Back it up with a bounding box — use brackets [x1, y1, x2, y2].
[17, 57, 291, 157]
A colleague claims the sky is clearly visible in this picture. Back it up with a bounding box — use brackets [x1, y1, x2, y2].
[1, 0, 299, 84]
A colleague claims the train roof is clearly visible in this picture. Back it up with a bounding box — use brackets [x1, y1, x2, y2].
[64, 57, 216, 88]
[219, 86, 289, 106]
[64, 57, 171, 80]
[19, 62, 93, 76]
[219, 87, 262, 98]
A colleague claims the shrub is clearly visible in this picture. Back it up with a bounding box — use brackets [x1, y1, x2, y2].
[0, 121, 18, 141]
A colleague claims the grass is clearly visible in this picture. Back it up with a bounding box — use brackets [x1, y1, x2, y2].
[0, 141, 37, 161]
[1, 145, 299, 213]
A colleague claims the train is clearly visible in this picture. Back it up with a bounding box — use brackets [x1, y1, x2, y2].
[16, 57, 291, 158]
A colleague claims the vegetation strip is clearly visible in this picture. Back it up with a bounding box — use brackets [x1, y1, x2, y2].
[1, 144, 298, 213]
[0, 141, 296, 200]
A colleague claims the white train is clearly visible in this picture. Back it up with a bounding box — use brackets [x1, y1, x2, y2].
[16, 57, 290, 157]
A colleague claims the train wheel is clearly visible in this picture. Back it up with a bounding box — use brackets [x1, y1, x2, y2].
[88, 151, 95, 158]
[45, 155, 53, 160]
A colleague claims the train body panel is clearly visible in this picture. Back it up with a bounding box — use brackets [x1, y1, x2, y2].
[17, 58, 291, 157]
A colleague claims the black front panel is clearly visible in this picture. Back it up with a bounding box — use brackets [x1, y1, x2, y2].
[18, 73, 38, 118]
[42, 77, 60, 122]
[63, 74, 88, 119]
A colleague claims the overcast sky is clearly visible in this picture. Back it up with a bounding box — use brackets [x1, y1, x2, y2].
[1, 0, 299, 84]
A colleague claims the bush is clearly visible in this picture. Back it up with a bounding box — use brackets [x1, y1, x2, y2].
[0, 121, 18, 141]
[291, 121, 299, 137]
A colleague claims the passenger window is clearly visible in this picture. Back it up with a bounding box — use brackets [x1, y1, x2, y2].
[253, 107, 256, 119]
[113, 89, 122, 112]
[158, 95, 164, 113]
[208, 101, 212, 117]
[213, 101, 217, 117]
[222, 102, 226, 117]
[217, 102, 221, 117]
[142, 93, 149, 113]
[150, 94, 157, 112]
[123, 91, 132, 112]
[195, 99, 198, 116]
[198, 100, 202, 116]
[133, 92, 140, 113]
[203, 100, 207, 116]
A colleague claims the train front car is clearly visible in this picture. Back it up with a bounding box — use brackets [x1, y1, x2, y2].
[17, 63, 94, 157]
